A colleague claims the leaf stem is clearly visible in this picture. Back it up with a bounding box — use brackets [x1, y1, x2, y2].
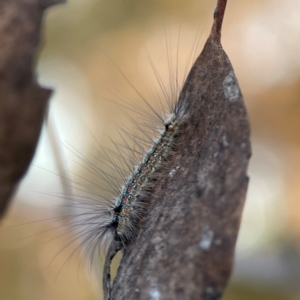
[211, 0, 227, 44]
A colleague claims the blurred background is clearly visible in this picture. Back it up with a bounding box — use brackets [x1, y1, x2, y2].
[1, 0, 300, 299]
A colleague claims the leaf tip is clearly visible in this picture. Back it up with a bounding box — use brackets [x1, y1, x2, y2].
[211, 0, 227, 44]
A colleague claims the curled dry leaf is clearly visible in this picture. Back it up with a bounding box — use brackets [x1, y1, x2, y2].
[110, 0, 251, 299]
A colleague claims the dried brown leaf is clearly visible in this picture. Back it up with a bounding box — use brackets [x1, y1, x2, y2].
[110, 1, 251, 299]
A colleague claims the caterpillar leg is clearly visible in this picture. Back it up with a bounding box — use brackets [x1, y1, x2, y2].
[103, 241, 123, 300]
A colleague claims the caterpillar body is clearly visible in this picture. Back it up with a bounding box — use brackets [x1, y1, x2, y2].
[62, 70, 189, 298]
[61, 36, 194, 261]
[93, 95, 188, 298]
[35, 12, 199, 297]
[112, 113, 179, 242]
[79, 93, 188, 254]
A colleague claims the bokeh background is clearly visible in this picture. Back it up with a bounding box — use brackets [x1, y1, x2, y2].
[1, 0, 300, 299]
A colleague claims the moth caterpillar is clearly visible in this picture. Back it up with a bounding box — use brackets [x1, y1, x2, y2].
[94, 102, 187, 239]
[42, 61, 191, 299]
[44, 28, 197, 298]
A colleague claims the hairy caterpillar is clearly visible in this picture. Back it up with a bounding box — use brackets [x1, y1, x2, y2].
[44, 61, 191, 299]
[43, 26, 208, 300]
[110, 112, 182, 242]
[39, 25, 200, 297]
